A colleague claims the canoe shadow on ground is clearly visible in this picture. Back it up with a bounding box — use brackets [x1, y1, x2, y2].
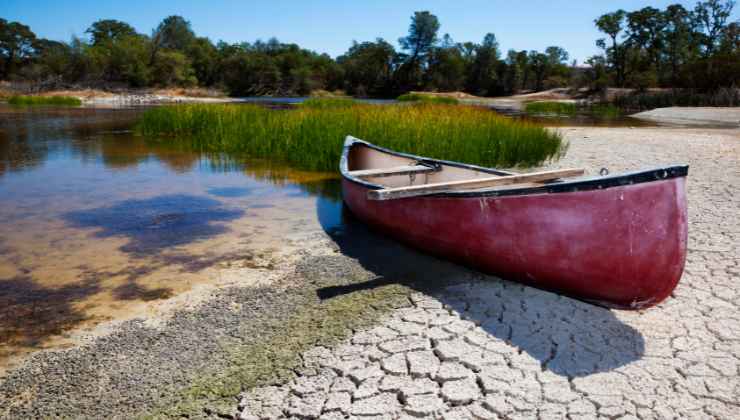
[316, 198, 645, 378]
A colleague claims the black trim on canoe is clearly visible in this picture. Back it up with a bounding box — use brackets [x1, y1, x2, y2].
[340, 136, 689, 198]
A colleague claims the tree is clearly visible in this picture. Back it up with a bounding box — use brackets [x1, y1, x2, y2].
[337, 38, 396, 96]
[426, 34, 467, 91]
[528, 50, 550, 91]
[543, 46, 572, 89]
[693, 0, 736, 56]
[150, 15, 196, 65]
[151, 50, 196, 86]
[398, 11, 440, 65]
[595, 10, 628, 86]
[663, 4, 694, 84]
[86, 19, 137, 46]
[397, 11, 440, 91]
[0, 18, 37, 78]
[187, 37, 219, 86]
[545, 46, 569, 64]
[467, 33, 500, 95]
[626, 6, 667, 75]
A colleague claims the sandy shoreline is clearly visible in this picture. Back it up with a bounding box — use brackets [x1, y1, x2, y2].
[1, 124, 738, 418]
[632, 107, 740, 127]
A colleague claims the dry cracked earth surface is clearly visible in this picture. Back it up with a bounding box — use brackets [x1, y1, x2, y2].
[237, 127, 740, 420]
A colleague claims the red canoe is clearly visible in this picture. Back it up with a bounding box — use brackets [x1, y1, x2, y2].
[340, 136, 688, 310]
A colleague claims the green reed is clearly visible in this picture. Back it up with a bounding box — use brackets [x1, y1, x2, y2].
[7, 95, 82, 106]
[396, 93, 459, 105]
[136, 100, 565, 172]
[524, 101, 577, 115]
[588, 103, 622, 118]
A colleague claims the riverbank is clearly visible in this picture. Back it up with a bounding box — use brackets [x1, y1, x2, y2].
[0, 87, 237, 106]
[1, 125, 738, 418]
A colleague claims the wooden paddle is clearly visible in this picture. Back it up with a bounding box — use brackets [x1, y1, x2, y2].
[367, 168, 585, 200]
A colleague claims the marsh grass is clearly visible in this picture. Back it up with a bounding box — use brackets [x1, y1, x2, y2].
[137, 100, 564, 171]
[397, 93, 459, 105]
[588, 103, 622, 118]
[7, 95, 82, 106]
[524, 101, 577, 116]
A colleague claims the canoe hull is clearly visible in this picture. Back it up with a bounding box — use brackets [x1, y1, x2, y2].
[342, 176, 687, 309]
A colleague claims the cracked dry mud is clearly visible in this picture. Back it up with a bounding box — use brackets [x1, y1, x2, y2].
[238, 127, 740, 420]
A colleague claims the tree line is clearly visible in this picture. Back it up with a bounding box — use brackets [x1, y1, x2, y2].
[586, 0, 739, 91]
[1, 1, 738, 98]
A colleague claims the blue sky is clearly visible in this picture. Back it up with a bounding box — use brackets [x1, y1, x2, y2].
[4, 1, 738, 63]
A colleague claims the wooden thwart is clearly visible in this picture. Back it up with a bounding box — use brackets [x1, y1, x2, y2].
[367, 168, 585, 200]
[348, 164, 437, 178]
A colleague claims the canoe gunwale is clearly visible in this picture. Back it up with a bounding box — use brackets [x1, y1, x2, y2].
[340, 136, 689, 198]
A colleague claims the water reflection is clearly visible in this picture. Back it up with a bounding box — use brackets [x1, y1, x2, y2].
[0, 105, 343, 371]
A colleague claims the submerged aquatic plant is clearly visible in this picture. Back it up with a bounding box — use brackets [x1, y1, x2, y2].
[7, 95, 82, 106]
[137, 100, 564, 172]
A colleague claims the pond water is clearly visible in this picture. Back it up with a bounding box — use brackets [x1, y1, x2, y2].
[0, 105, 346, 373]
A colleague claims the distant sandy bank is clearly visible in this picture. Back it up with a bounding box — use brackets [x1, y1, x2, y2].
[631, 107, 740, 127]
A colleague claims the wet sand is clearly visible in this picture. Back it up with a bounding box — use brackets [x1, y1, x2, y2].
[1, 125, 738, 418]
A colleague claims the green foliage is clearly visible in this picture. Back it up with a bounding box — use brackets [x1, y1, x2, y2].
[592, 1, 739, 90]
[86, 19, 137, 46]
[7, 95, 81, 106]
[611, 88, 740, 110]
[336, 39, 395, 97]
[524, 101, 577, 115]
[396, 93, 459, 104]
[4, 2, 737, 96]
[136, 101, 564, 172]
[0, 18, 37, 78]
[150, 50, 196, 86]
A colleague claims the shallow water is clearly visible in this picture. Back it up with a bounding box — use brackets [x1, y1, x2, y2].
[0, 105, 345, 372]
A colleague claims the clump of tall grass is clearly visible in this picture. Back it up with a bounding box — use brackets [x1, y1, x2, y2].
[588, 103, 621, 118]
[7, 95, 82, 106]
[524, 101, 577, 116]
[612, 88, 740, 111]
[397, 93, 459, 105]
[136, 100, 564, 171]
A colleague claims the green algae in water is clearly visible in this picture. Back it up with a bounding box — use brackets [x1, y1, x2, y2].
[7, 95, 82, 106]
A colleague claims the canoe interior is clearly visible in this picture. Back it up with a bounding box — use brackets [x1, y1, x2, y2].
[347, 142, 514, 189]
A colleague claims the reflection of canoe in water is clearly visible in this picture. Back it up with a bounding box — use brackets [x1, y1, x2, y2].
[340, 136, 689, 310]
